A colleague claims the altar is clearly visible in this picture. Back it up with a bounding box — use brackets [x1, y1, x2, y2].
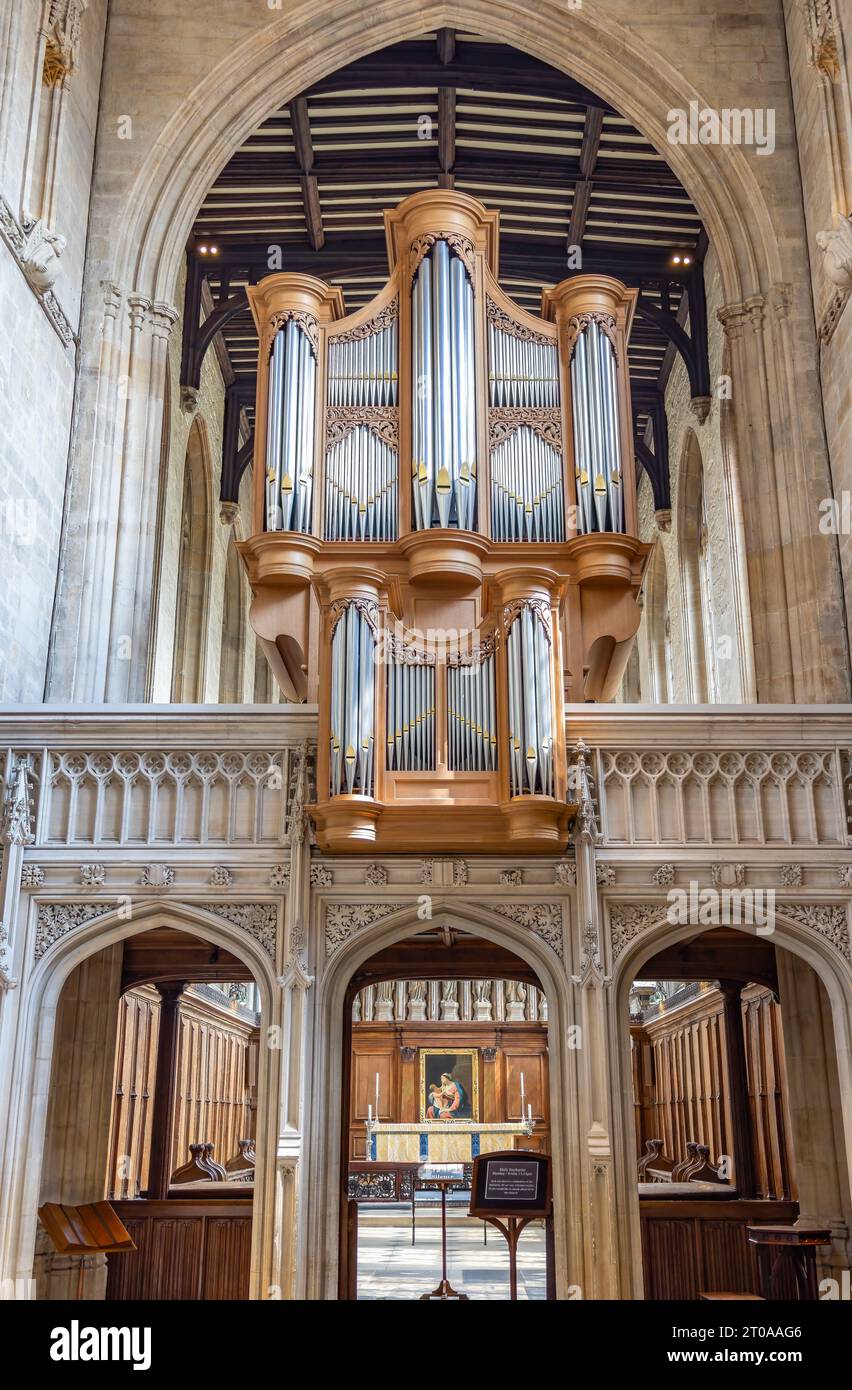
[366, 1121, 534, 1163]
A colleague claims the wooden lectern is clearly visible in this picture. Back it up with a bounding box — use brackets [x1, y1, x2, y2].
[38, 1201, 136, 1299]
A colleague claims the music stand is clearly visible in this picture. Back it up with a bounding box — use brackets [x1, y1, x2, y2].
[38, 1201, 136, 1299]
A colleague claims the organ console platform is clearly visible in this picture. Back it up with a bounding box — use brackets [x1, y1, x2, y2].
[238, 190, 651, 852]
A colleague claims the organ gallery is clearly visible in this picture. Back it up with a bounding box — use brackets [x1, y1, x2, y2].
[0, 5, 850, 1335]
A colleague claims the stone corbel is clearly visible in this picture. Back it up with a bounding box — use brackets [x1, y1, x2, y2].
[816, 216, 852, 343]
[689, 396, 711, 424]
[0, 196, 74, 345]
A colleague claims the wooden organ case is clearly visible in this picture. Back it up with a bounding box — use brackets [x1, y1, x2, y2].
[239, 191, 651, 852]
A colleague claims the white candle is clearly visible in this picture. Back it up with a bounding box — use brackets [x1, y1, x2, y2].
[375, 1072, 380, 1118]
[527, 1103, 532, 1123]
[520, 1071, 526, 1118]
[368, 1104, 373, 1123]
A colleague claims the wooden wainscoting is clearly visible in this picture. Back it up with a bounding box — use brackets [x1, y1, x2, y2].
[640, 1199, 799, 1300]
[632, 984, 795, 1200]
[105, 1199, 253, 1300]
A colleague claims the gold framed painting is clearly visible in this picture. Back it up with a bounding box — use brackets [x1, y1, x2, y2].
[419, 1048, 480, 1121]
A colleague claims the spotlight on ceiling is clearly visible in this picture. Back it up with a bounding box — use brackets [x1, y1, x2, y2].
[199, 245, 208, 254]
[671, 254, 682, 265]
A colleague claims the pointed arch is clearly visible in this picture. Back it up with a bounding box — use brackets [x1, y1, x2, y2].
[0, 900, 279, 1301]
[609, 906, 852, 1298]
[302, 896, 581, 1300]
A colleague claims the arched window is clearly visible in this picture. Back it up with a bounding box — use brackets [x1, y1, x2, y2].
[677, 431, 716, 702]
[171, 419, 213, 702]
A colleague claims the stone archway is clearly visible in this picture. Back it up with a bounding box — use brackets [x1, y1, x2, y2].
[609, 908, 852, 1297]
[0, 902, 280, 1302]
[301, 898, 583, 1301]
[48, 1, 849, 706]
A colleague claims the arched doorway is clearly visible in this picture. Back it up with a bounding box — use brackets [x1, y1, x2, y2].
[612, 911, 852, 1300]
[2, 904, 279, 1302]
[340, 922, 553, 1299]
[302, 901, 579, 1302]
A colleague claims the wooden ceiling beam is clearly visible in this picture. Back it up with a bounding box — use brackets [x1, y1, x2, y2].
[437, 27, 456, 65]
[438, 84, 456, 187]
[308, 42, 615, 110]
[289, 95, 325, 251]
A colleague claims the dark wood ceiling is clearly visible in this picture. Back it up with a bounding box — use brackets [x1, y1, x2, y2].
[120, 926, 254, 992]
[187, 30, 704, 441]
[349, 925, 542, 991]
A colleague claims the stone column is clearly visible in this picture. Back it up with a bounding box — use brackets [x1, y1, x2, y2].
[277, 741, 314, 1299]
[34, 944, 123, 1299]
[106, 299, 179, 702]
[717, 291, 850, 701]
[47, 290, 178, 703]
[776, 947, 852, 1283]
[569, 740, 621, 1299]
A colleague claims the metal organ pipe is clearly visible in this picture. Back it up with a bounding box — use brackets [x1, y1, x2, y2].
[264, 318, 317, 534]
[570, 321, 622, 534]
[325, 319, 399, 541]
[385, 654, 436, 772]
[411, 241, 476, 530]
[506, 604, 554, 797]
[329, 603, 376, 797]
[447, 654, 496, 772]
[487, 323, 563, 542]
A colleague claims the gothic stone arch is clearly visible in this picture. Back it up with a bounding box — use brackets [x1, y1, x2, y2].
[48, 0, 849, 705]
[0, 901, 281, 1302]
[301, 897, 583, 1300]
[608, 905, 852, 1298]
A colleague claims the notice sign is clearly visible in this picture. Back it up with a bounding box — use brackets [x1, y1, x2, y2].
[469, 1149, 551, 1218]
[484, 1160, 540, 1203]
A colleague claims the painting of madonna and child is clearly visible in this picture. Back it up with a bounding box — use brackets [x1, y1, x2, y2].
[420, 1049, 480, 1122]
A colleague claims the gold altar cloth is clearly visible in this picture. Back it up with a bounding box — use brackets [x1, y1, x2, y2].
[367, 1121, 533, 1163]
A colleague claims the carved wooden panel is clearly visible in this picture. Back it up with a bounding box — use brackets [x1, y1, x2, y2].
[640, 1201, 799, 1300]
[105, 1201, 251, 1301]
[632, 985, 795, 1201]
[107, 987, 259, 1199]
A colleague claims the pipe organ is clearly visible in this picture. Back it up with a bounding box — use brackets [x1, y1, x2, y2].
[240, 191, 651, 851]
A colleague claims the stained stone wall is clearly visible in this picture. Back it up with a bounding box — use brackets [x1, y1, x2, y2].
[0, 0, 108, 701]
[783, 0, 852, 660]
[633, 248, 746, 704]
[149, 261, 257, 703]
